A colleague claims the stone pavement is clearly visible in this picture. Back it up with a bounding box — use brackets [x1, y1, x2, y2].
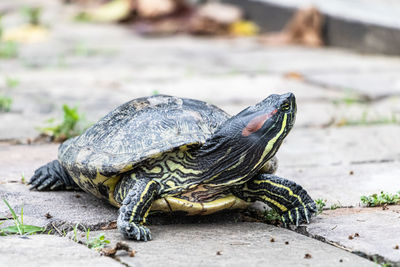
[1, 1, 400, 266]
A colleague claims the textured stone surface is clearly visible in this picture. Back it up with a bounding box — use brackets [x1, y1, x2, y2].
[306, 206, 400, 264]
[0, 144, 58, 182]
[275, 126, 400, 206]
[279, 125, 400, 166]
[0, 183, 117, 232]
[0, 235, 122, 267]
[279, 161, 400, 207]
[86, 223, 375, 267]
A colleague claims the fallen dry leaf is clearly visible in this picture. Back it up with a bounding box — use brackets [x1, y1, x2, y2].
[100, 242, 135, 257]
[283, 71, 304, 80]
[76, 0, 132, 23]
[137, 0, 183, 18]
[259, 7, 323, 47]
[229, 20, 259, 37]
[100, 221, 117, 230]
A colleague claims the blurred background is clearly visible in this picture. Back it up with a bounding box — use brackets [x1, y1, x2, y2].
[0, 0, 399, 143]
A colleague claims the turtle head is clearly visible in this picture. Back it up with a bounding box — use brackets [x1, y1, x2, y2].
[197, 93, 296, 184]
[226, 92, 296, 160]
[240, 92, 296, 142]
[237, 93, 296, 159]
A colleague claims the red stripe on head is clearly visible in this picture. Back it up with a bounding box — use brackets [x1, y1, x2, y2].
[242, 109, 277, 137]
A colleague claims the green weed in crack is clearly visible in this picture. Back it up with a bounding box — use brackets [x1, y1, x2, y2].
[360, 191, 400, 207]
[0, 95, 12, 112]
[39, 104, 90, 142]
[0, 199, 44, 236]
[70, 224, 110, 250]
[5, 76, 20, 88]
[315, 198, 327, 214]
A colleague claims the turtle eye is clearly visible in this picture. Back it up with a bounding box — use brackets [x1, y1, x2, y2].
[281, 101, 290, 111]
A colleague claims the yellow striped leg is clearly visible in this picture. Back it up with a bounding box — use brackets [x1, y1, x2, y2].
[239, 174, 316, 226]
[116, 177, 159, 241]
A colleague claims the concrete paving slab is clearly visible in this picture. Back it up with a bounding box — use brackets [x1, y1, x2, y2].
[279, 162, 400, 207]
[275, 125, 400, 206]
[0, 144, 58, 182]
[84, 223, 375, 267]
[306, 71, 400, 99]
[0, 183, 117, 232]
[305, 206, 400, 265]
[279, 125, 400, 166]
[0, 235, 122, 267]
[1, 69, 347, 140]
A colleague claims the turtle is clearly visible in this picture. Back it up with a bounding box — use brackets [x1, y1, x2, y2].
[29, 93, 316, 241]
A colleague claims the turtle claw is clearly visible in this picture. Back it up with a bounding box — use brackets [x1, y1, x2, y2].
[29, 165, 59, 191]
[281, 201, 317, 227]
[119, 222, 152, 241]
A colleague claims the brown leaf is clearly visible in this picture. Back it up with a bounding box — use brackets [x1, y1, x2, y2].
[100, 242, 135, 257]
[284, 71, 304, 80]
[100, 221, 117, 230]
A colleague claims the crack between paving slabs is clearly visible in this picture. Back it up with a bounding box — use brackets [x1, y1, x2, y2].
[301, 77, 400, 103]
[45, 220, 134, 267]
[294, 225, 400, 266]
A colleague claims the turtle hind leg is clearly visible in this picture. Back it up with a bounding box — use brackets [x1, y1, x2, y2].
[29, 160, 80, 191]
[115, 175, 159, 241]
[235, 173, 316, 226]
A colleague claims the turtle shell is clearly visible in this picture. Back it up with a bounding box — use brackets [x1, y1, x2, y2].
[58, 95, 229, 199]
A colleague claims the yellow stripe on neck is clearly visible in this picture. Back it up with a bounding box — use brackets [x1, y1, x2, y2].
[252, 113, 287, 171]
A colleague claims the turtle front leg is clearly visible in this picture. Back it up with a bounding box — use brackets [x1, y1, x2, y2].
[29, 160, 80, 191]
[115, 176, 159, 241]
[235, 174, 317, 226]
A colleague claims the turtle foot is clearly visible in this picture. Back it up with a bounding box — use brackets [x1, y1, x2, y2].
[29, 160, 65, 191]
[118, 221, 152, 241]
[281, 201, 317, 227]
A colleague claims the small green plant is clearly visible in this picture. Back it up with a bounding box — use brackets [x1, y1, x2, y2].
[315, 198, 327, 214]
[361, 191, 400, 207]
[0, 41, 18, 59]
[72, 43, 117, 57]
[21, 7, 42, 26]
[332, 94, 363, 106]
[0, 199, 44, 236]
[0, 16, 18, 58]
[263, 209, 281, 223]
[40, 104, 89, 142]
[0, 95, 12, 112]
[152, 89, 160, 95]
[5, 77, 20, 88]
[87, 230, 110, 250]
[330, 203, 341, 210]
[72, 223, 79, 242]
[21, 173, 26, 184]
[337, 110, 398, 127]
[70, 224, 110, 250]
